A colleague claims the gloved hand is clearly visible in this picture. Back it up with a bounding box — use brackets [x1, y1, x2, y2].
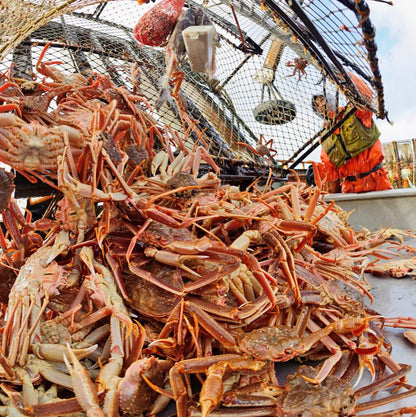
[306, 165, 315, 186]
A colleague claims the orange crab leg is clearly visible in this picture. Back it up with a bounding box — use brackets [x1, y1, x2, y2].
[185, 301, 236, 348]
[0, 103, 22, 117]
[35, 42, 63, 71]
[235, 142, 257, 154]
[304, 162, 322, 222]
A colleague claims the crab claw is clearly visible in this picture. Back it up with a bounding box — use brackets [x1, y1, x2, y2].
[46, 231, 70, 264]
[63, 344, 106, 417]
[144, 247, 207, 277]
[34, 343, 97, 363]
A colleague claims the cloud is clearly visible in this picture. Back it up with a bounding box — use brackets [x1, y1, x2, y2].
[369, 0, 416, 141]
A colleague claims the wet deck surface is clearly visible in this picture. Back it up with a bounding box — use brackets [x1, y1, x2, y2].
[362, 241, 416, 412]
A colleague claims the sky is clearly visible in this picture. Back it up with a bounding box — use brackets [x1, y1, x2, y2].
[368, 0, 416, 143]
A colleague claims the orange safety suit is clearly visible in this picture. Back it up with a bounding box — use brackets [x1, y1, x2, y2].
[319, 108, 392, 193]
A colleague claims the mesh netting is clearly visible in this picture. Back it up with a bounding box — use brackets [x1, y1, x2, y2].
[0, 0, 385, 167]
[0, 0, 112, 59]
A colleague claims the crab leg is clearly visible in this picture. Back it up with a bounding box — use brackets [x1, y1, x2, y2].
[188, 407, 279, 417]
[185, 301, 236, 347]
[169, 355, 244, 417]
[383, 316, 416, 329]
[26, 397, 89, 417]
[355, 364, 412, 399]
[356, 388, 416, 413]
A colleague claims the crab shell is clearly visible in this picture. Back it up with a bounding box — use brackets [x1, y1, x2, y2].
[238, 326, 304, 361]
[281, 365, 355, 417]
[119, 357, 166, 415]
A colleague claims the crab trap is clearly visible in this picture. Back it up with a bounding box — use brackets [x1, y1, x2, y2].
[0, 0, 388, 196]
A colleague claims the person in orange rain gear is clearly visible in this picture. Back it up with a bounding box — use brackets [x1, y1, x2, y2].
[311, 92, 392, 193]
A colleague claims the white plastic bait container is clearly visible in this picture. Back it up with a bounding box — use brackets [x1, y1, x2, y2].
[182, 25, 216, 77]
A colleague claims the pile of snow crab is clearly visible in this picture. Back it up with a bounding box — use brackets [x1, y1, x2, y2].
[0, 43, 416, 417]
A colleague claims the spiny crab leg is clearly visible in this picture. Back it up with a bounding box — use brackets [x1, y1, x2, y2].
[80, 247, 144, 392]
[356, 388, 416, 413]
[0, 352, 15, 380]
[222, 381, 282, 407]
[352, 359, 416, 415]
[26, 397, 91, 417]
[105, 251, 131, 301]
[353, 334, 385, 387]
[128, 259, 183, 296]
[304, 162, 322, 222]
[263, 230, 300, 305]
[356, 407, 416, 417]
[383, 317, 416, 329]
[188, 407, 279, 417]
[185, 301, 237, 348]
[183, 261, 240, 293]
[301, 316, 376, 385]
[354, 364, 412, 399]
[101, 148, 138, 200]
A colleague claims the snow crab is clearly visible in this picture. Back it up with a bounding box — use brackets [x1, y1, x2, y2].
[0, 112, 83, 173]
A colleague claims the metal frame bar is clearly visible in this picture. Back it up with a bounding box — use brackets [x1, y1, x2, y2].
[287, 105, 357, 170]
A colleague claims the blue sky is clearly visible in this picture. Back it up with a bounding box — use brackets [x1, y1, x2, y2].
[369, 0, 416, 142]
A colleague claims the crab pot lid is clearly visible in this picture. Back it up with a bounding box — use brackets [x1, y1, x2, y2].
[253, 99, 297, 125]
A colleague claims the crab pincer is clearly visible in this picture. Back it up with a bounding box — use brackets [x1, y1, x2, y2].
[63, 343, 105, 417]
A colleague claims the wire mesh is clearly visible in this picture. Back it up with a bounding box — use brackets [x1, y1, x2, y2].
[0, 0, 386, 168]
[0, 0, 111, 59]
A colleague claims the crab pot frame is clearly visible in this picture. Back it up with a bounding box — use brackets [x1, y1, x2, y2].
[0, 0, 386, 196]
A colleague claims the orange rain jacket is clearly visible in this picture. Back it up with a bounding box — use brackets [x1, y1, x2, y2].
[319, 108, 392, 193]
